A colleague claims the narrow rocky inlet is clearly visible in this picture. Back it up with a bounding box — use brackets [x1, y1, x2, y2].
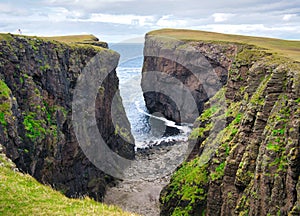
[104, 141, 189, 215]
[1, 28, 299, 216]
[104, 175, 169, 216]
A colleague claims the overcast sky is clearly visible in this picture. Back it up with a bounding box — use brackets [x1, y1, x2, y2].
[0, 0, 299, 42]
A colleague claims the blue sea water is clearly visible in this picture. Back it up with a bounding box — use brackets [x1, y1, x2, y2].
[110, 43, 191, 148]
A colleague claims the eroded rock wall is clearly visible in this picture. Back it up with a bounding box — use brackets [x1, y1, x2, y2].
[142, 35, 300, 215]
[0, 34, 134, 201]
[141, 34, 237, 123]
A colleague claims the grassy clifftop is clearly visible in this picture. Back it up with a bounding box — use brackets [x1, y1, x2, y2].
[145, 29, 300, 215]
[42, 34, 99, 43]
[148, 28, 300, 62]
[0, 33, 108, 49]
[0, 153, 135, 216]
[42, 34, 108, 48]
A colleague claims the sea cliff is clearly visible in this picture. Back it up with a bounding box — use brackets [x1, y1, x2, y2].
[0, 34, 134, 201]
[142, 29, 300, 216]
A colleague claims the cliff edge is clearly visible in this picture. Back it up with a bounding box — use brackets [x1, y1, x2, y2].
[0, 33, 134, 201]
[142, 29, 300, 215]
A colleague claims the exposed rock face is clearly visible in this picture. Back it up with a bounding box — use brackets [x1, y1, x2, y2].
[0, 34, 134, 201]
[141, 34, 237, 124]
[143, 35, 300, 215]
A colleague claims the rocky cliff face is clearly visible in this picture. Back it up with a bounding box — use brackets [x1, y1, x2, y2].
[142, 33, 300, 215]
[142, 35, 236, 124]
[0, 34, 134, 201]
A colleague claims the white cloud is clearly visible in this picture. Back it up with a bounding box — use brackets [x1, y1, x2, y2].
[46, 7, 71, 21]
[44, 0, 135, 11]
[0, 3, 13, 13]
[192, 23, 300, 39]
[0, 0, 299, 41]
[84, 13, 155, 26]
[156, 15, 187, 27]
[212, 13, 235, 22]
[282, 14, 297, 21]
[0, 2, 28, 15]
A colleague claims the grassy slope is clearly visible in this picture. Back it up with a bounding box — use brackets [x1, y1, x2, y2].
[0, 33, 96, 42]
[42, 34, 99, 43]
[148, 28, 300, 62]
[0, 33, 107, 50]
[0, 157, 136, 216]
[0, 33, 132, 215]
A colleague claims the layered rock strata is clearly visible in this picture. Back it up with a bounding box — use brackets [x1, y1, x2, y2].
[0, 34, 134, 201]
[142, 31, 300, 216]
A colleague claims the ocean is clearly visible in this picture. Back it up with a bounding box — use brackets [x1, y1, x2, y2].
[110, 43, 191, 148]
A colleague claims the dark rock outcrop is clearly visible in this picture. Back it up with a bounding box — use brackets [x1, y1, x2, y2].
[0, 34, 134, 201]
[142, 35, 237, 124]
[142, 32, 300, 216]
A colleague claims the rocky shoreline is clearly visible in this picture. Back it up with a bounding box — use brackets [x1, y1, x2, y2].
[104, 139, 188, 216]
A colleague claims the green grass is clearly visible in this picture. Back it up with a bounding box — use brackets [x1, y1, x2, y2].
[23, 112, 46, 140]
[161, 158, 208, 215]
[0, 33, 107, 51]
[0, 112, 7, 126]
[189, 125, 211, 140]
[199, 105, 220, 122]
[41, 35, 108, 49]
[148, 28, 300, 62]
[0, 159, 137, 216]
[210, 162, 226, 181]
[0, 79, 10, 101]
[0, 33, 13, 41]
[0, 33, 97, 44]
[42, 34, 99, 43]
[250, 75, 271, 106]
[0, 79, 12, 127]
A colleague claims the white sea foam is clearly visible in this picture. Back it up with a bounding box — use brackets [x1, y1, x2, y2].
[115, 49, 192, 150]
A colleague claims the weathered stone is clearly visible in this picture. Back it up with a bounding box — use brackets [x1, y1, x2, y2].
[0, 34, 134, 201]
[147, 34, 300, 216]
[142, 34, 237, 124]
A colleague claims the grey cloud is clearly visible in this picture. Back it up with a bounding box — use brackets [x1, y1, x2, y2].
[42, 0, 297, 16]
[0, 0, 299, 41]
